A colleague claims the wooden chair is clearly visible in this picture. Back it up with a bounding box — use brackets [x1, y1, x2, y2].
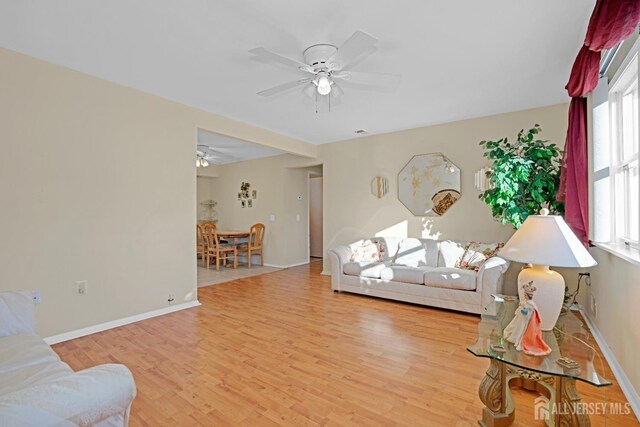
[204, 227, 238, 271]
[196, 224, 207, 267]
[236, 223, 265, 268]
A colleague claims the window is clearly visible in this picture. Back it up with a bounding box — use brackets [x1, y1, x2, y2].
[592, 39, 640, 258]
[609, 49, 639, 247]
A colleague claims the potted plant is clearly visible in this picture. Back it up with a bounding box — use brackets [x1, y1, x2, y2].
[479, 124, 564, 229]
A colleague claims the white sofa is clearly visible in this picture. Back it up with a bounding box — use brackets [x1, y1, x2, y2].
[0, 291, 137, 426]
[329, 237, 510, 314]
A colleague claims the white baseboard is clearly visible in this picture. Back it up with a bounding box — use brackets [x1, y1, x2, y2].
[44, 300, 201, 345]
[320, 270, 330, 276]
[264, 261, 309, 269]
[578, 306, 640, 422]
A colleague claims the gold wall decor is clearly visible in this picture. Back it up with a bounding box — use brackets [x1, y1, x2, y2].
[371, 176, 389, 199]
[398, 153, 461, 216]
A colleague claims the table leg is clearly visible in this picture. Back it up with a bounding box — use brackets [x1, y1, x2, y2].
[478, 359, 515, 426]
[555, 376, 590, 427]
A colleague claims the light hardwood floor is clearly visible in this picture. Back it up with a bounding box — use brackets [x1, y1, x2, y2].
[53, 262, 638, 426]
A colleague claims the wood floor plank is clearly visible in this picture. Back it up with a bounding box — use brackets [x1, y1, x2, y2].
[52, 261, 638, 426]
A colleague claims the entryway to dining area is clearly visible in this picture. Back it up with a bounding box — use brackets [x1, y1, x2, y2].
[194, 128, 322, 287]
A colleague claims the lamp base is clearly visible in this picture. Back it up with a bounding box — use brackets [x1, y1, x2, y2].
[517, 265, 564, 331]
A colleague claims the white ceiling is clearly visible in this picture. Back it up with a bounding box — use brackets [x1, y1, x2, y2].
[197, 129, 284, 165]
[0, 0, 594, 145]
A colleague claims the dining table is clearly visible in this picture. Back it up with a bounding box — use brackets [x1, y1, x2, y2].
[216, 230, 250, 245]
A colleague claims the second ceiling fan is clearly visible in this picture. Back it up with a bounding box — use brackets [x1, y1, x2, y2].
[250, 30, 400, 110]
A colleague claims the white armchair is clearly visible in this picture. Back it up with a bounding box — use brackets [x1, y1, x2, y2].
[0, 291, 137, 426]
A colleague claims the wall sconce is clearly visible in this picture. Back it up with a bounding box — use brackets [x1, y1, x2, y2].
[474, 167, 492, 192]
[371, 176, 389, 199]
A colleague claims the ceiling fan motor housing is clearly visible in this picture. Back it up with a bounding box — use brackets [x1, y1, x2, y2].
[302, 44, 337, 69]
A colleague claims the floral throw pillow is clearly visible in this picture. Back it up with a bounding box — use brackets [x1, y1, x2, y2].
[350, 239, 385, 263]
[455, 242, 504, 271]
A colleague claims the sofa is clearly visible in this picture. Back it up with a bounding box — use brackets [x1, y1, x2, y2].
[329, 237, 510, 314]
[0, 291, 137, 426]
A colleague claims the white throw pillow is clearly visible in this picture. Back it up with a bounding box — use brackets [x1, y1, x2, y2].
[393, 238, 427, 268]
[350, 239, 383, 263]
[438, 240, 467, 268]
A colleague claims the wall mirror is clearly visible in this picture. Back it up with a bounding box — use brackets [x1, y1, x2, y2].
[398, 153, 461, 216]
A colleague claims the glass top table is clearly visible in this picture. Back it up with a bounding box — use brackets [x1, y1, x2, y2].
[467, 295, 611, 426]
[468, 295, 610, 386]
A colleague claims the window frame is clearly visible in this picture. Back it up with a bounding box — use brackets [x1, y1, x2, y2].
[607, 40, 640, 250]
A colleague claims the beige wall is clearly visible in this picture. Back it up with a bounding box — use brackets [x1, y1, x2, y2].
[316, 103, 570, 289]
[208, 155, 318, 267]
[0, 48, 314, 337]
[196, 176, 215, 222]
[584, 250, 640, 396]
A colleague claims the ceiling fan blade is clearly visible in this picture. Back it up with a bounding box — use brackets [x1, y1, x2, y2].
[257, 78, 312, 97]
[302, 81, 317, 99]
[331, 82, 344, 98]
[249, 47, 315, 74]
[332, 71, 401, 91]
[326, 30, 378, 71]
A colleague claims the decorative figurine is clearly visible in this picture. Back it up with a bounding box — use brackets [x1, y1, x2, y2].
[503, 281, 551, 356]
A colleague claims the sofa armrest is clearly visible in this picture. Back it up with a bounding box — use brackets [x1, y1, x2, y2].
[477, 257, 510, 309]
[0, 363, 136, 426]
[328, 246, 352, 291]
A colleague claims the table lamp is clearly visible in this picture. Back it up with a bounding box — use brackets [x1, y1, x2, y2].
[499, 209, 597, 331]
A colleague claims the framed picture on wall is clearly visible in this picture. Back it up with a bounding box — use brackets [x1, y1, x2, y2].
[241, 200, 246, 208]
[237, 192, 242, 200]
[252, 190, 257, 199]
[248, 199, 253, 208]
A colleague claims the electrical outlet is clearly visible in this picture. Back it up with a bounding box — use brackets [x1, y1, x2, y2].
[75, 281, 88, 295]
[32, 290, 41, 305]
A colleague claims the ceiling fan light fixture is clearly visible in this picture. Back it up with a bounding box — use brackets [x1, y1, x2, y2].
[316, 75, 332, 95]
[196, 155, 209, 168]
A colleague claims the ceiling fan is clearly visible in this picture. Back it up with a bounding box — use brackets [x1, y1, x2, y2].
[250, 30, 400, 110]
[196, 144, 235, 167]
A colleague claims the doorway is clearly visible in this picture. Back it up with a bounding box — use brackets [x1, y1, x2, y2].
[309, 170, 323, 260]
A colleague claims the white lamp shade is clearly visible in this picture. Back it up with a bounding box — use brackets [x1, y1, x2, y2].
[499, 214, 596, 268]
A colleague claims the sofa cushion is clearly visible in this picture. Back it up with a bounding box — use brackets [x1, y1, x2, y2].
[438, 240, 467, 268]
[0, 333, 72, 396]
[393, 238, 429, 267]
[424, 267, 477, 291]
[343, 261, 387, 279]
[0, 292, 35, 337]
[380, 266, 433, 284]
[0, 333, 61, 375]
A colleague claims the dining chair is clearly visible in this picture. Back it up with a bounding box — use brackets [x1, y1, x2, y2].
[204, 228, 238, 271]
[196, 224, 207, 267]
[236, 223, 265, 268]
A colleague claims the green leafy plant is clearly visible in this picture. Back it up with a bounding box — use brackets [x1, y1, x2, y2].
[479, 124, 564, 229]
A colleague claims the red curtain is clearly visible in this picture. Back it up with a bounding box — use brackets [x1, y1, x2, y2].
[558, 0, 640, 245]
[558, 98, 589, 241]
